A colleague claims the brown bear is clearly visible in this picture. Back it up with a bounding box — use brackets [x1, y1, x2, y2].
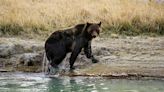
[45, 22, 101, 70]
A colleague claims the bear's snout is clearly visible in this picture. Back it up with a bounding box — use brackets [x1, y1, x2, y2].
[91, 31, 98, 38]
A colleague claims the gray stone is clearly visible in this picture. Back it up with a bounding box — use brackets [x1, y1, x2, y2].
[19, 52, 43, 66]
[0, 44, 14, 58]
[0, 44, 24, 58]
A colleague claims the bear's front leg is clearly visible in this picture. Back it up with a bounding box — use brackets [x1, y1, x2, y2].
[84, 41, 99, 63]
[91, 57, 99, 63]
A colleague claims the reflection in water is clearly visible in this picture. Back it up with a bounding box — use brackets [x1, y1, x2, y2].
[47, 77, 94, 92]
[0, 73, 164, 92]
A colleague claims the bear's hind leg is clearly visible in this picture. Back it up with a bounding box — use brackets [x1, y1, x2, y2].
[48, 53, 66, 74]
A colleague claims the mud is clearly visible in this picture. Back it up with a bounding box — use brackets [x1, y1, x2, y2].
[59, 36, 164, 78]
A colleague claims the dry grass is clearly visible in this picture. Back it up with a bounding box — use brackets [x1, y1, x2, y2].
[0, 0, 164, 37]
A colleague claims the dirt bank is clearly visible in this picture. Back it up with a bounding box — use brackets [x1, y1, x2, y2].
[0, 36, 164, 78]
[0, 37, 44, 72]
[59, 36, 164, 78]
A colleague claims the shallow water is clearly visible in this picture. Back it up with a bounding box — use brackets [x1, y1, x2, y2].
[0, 73, 164, 92]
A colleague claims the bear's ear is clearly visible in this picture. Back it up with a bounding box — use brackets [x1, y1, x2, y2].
[98, 22, 101, 27]
[82, 23, 90, 32]
[85, 22, 92, 29]
[87, 22, 92, 26]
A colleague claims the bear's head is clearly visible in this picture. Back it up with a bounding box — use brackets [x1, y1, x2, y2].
[84, 22, 101, 39]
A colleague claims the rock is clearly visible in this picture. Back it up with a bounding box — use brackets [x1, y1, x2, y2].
[93, 47, 111, 56]
[19, 52, 43, 66]
[0, 44, 24, 58]
[0, 44, 14, 58]
[0, 37, 45, 72]
[0, 59, 5, 67]
[110, 33, 119, 38]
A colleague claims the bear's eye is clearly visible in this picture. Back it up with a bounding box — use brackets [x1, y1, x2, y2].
[95, 29, 100, 34]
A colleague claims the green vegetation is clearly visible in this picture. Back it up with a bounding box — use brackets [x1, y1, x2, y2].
[0, 0, 164, 37]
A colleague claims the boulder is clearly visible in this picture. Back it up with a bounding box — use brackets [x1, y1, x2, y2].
[19, 52, 43, 66]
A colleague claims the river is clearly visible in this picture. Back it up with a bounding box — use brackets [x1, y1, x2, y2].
[0, 73, 164, 92]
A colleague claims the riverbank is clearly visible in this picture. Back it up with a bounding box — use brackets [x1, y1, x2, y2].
[59, 36, 164, 79]
[0, 36, 164, 79]
[0, 37, 44, 72]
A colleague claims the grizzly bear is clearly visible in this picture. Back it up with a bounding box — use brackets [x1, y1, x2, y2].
[45, 22, 101, 70]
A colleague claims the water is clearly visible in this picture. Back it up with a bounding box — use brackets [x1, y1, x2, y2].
[0, 73, 164, 92]
[42, 52, 49, 74]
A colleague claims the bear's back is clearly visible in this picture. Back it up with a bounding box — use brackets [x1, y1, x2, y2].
[46, 23, 86, 44]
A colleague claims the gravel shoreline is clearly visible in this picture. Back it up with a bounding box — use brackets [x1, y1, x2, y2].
[0, 36, 164, 78]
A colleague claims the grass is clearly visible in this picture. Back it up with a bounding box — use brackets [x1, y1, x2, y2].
[0, 0, 164, 37]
